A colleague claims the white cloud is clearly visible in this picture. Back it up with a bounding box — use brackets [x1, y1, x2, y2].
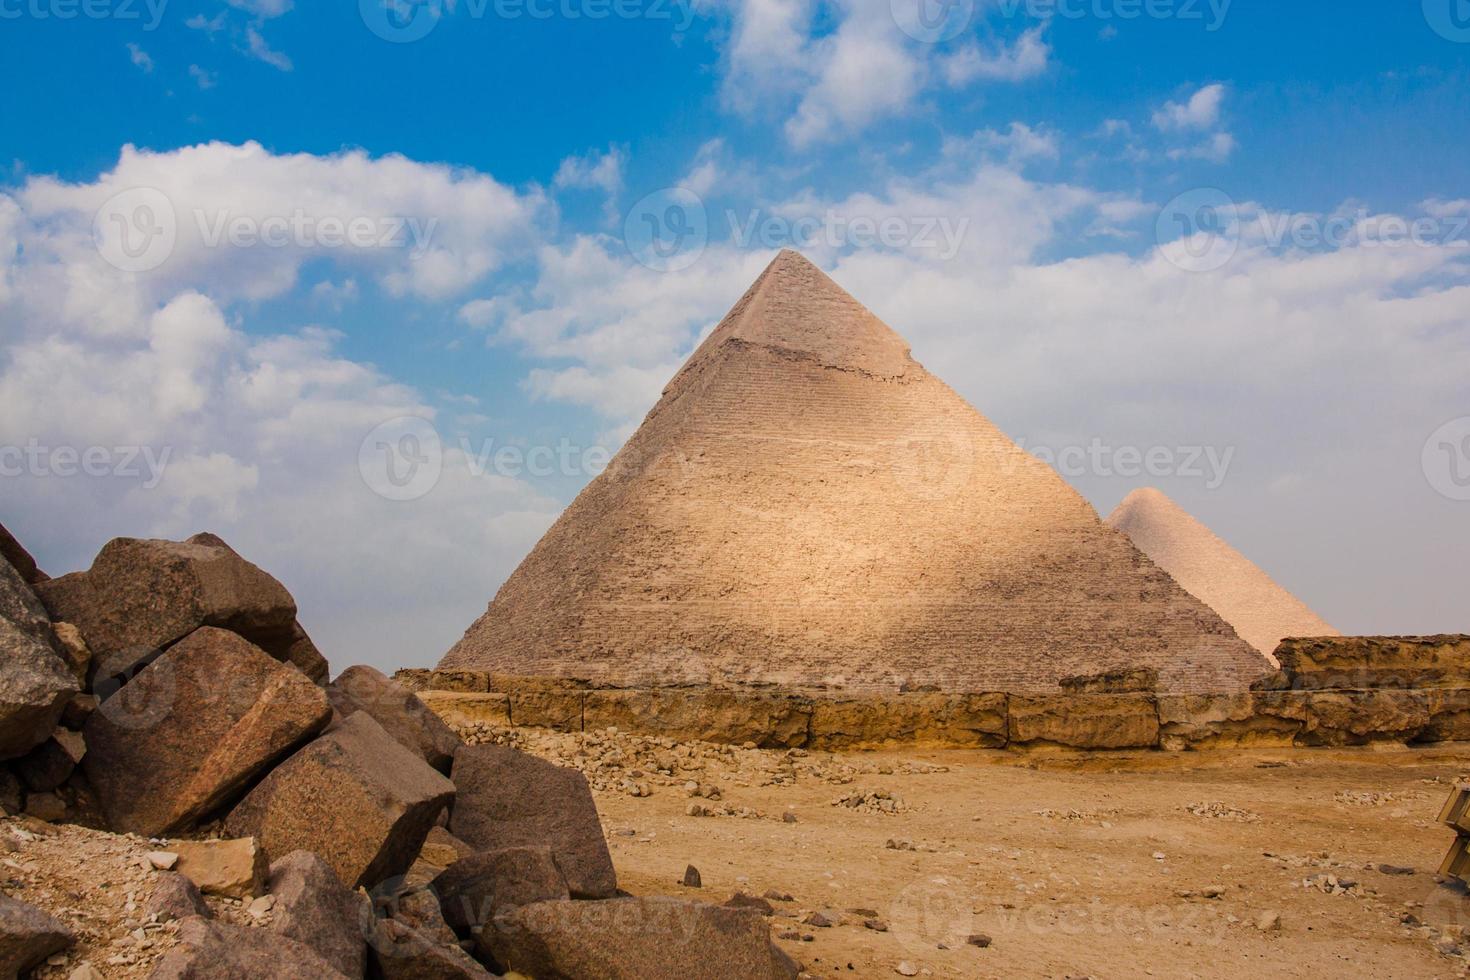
[712, 0, 1049, 146]
[189, 65, 218, 89]
[1167, 131, 1237, 163]
[1152, 82, 1226, 131]
[245, 26, 294, 71]
[187, 12, 228, 35]
[0, 145, 562, 674]
[553, 146, 627, 219]
[953, 122, 1061, 166]
[127, 43, 154, 73]
[941, 24, 1051, 86]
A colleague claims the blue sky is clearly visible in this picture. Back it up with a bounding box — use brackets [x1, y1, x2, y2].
[1, 0, 1467, 671]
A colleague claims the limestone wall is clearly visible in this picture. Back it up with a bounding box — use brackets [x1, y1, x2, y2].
[398, 634, 1470, 752]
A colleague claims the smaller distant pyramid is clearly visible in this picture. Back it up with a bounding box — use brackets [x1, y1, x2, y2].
[1106, 488, 1338, 664]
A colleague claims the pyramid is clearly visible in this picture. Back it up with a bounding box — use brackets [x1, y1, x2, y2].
[1106, 487, 1339, 665]
[441, 251, 1271, 694]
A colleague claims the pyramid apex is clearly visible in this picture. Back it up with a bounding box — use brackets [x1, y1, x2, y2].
[681, 250, 918, 380]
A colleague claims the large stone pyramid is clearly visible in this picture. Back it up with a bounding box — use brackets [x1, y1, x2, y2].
[441, 251, 1271, 693]
[1106, 487, 1338, 665]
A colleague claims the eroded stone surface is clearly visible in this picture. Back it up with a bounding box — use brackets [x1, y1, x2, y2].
[81, 626, 331, 835]
[585, 690, 811, 748]
[0, 892, 74, 977]
[449, 744, 616, 899]
[487, 896, 800, 980]
[147, 916, 349, 979]
[0, 560, 78, 760]
[268, 850, 370, 978]
[1276, 635, 1470, 690]
[1157, 692, 1307, 751]
[1008, 695, 1160, 750]
[226, 713, 455, 889]
[328, 666, 461, 773]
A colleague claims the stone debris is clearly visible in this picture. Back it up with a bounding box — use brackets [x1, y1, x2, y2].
[0, 892, 75, 977]
[682, 864, 702, 888]
[831, 790, 909, 815]
[266, 850, 369, 978]
[1184, 802, 1260, 822]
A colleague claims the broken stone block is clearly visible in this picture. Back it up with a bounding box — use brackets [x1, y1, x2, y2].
[508, 689, 584, 732]
[268, 850, 371, 978]
[14, 728, 86, 792]
[367, 916, 494, 979]
[172, 838, 269, 899]
[49, 623, 91, 686]
[148, 916, 349, 979]
[0, 560, 79, 761]
[328, 665, 461, 773]
[81, 626, 332, 836]
[33, 534, 310, 685]
[487, 896, 800, 980]
[1008, 694, 1160, 749]
[432, 846, 570, 941]
[418, 827, 475, 869]
[1300, 690, 1430, 746]
[583, 690, 813, 748]
[146, 872, 211, 922]
[226, 712, 455, 889]
[1275, 635, 1470, 690]
[450, 745, 616, 899]
[417, 692, 511, 730]
[806, 694, 1007, 750]
[1156, 692, 1308, 751]
[0, 522, 47, 585]
[0, 893, 73, 977]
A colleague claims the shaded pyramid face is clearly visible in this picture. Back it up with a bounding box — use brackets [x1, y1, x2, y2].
[1106, 487, 1339, 666]
[442, 251, 1271, 693]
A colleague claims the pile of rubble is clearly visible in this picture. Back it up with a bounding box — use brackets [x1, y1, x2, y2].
[0, 524, 800, 979]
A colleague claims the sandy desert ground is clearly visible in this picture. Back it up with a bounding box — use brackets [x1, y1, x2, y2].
[488, 727, 1470, 980]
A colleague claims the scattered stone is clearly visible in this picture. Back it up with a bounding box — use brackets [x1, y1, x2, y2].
[450, 744, 617, 899]
[763, 890, 795, 903]
[803, 911, 837, 928]
[682, 864, 702, 888]
[865, 919, 889, 932]
[148, 916, 348, 979]
[967, 933, 992, 948]
[268, 850, 370, 978]
[172, 837, 269, 899]
[782, 811, 798, 824]
[725, 893, 775, 915]
[146, 872, 210, 922]
[82, 626, 332, 836]
[896, 963, 919, 977]
[488, 896, 800, 980]
[1378, 864, 1415, 876]
[67, 963, 106, 980]
[1255, 911, 1282, 932]
[226, 712, 455, 889]
[49, 623, 92, 686]
[832, 790, 908, 815]
[247, 894, 277, 918]
[431, 846, 570, 942]
[146, 850, 179, 870]
[0, 893, 75, 977]
[328, 665, 462, 774]
[60, 694, 98, 730]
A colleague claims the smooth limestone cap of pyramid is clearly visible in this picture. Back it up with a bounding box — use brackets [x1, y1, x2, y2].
[1106, 487, 1338, 663]
[442, 252, 1271, 695]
